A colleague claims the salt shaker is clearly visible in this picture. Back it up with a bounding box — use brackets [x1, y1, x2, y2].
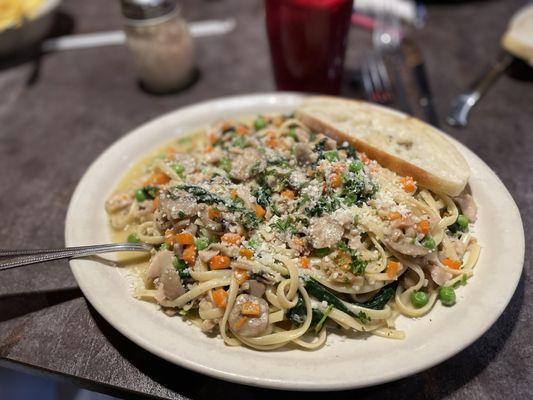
[121, 0, 195, 93]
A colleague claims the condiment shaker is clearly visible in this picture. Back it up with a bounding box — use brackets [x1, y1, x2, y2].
[121, 0, 195, 93]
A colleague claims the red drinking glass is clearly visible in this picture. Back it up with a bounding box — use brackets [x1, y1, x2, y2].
[265, 0, 353, 94]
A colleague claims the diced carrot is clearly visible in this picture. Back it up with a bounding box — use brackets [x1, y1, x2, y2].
[204, 145, 214, 153]
[236, 125, 249, 136]
[400, 176, 417, 193]
[234, 268, 249, 285]
[239, 248, 254, 259]
[281, 189, 295, 200]
[253, 204, 266, 218]
[208, 133, 218, 144]
[175, 232, 194, 245]
[359, 152, 370, 165]
[388, 212, 402, 221]
[212, 288, 228, 308]
[241, 301, 260, 317]
[330, 173, 342, 188]
[209, 255, 231, 270]
[306, 169, 315, 177]
[300, 256, 310, 269]
[387, 261, 400, 278]
[221, 233, 242, 245]
[164, 229, 175, 247]
[230, 189, 238, 200]
[152, 173, 170, 185]
[234, 316, 248, 330]
[208, 207, 221, 220]
[442, 258, 461, 270]
[292, 236, 304, 246]
[182, 245, 196, 266]
[417, 220, 430, 235]
[265, 134, 278, 148]
[152, 196, 159, 211]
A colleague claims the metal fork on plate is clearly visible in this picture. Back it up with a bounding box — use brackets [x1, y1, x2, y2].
[0, 242, 153, 272]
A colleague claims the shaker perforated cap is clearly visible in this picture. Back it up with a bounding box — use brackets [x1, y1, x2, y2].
[120, 0, 176, 20]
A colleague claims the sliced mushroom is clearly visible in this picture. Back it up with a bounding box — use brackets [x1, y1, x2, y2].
[308, 216, 343, 249]
[383, 235, 430, 257]
[198, 249, 219, 263]
[159, 267, 186, 300]
[246, 280, 266, 298]
[159, 189, 200, 220]
[105, 193, 132, 214]
[428, 264, 452, 286]
[454, 193, 477, 222]
[228, 294, 269, 338]
[145, 250, 174, 281]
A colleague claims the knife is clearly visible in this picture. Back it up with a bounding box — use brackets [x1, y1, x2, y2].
[402, 38, 439, 126]
[41, 19, 236, 53]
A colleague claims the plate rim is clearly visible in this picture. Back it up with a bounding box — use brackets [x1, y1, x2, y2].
[65, 92, 525, 391]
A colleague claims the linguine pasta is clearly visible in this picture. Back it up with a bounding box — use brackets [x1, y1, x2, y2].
[105, 114, 480, 350]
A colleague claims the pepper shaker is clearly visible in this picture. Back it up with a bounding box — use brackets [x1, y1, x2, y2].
[121, 0, 195, 93]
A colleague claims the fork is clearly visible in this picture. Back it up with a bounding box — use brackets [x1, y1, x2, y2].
[361, 0, 401, 105]
[361, 53, 394, 104]
[0, 242, 153, 272]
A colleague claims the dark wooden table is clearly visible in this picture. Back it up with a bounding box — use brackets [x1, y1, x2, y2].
[0, 0, 531, 399]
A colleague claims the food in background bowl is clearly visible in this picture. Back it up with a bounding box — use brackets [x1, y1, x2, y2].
[0, 0, 61, 56]
[0, 0, 44, 31]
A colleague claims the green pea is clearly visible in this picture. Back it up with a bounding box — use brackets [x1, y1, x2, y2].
[135, 189, 146, 202]
[287, 128, 298, 141]
[172, 257, 187, 271]
[159, 243, 169, 251]
[172, 163, 185, 177]
[127, 233, 140, 243]
[324, 151, 339, 162]
[219, 156, 231, 173]
[457, 214, 469, 229]
[196, 237, 209, 251]
[410, 291, 429, 308]
[254, 117, 267, 130]
[422, 236, 436, 249]
[439, 286, 456, 306]
[349, 160, 363, 173]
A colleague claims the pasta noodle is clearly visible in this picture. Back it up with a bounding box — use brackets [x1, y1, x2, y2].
[105, 114, 480, 350]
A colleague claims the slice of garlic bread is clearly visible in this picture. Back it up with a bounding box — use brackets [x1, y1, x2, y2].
[296, 96, 470, 196]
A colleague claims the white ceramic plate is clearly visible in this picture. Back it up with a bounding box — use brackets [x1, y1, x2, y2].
[65, 93, 524, 391]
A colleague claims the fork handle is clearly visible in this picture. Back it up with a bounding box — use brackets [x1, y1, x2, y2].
[0, 243, 152, 272]
[447, 52, 513, 127]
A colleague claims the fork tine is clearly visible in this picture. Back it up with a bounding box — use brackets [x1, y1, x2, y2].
[361, 59, 373, 101]
[375, 54, 393, 103]
[372, 55, 390, 104]
[367, 56, 380, 102]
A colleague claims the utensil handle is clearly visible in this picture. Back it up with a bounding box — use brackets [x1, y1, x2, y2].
[471, 52, 513, 99]
[447, 52, 513, 127]
[0, 243, 152, 272]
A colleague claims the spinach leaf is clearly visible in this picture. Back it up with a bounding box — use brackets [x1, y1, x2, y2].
[350, 281, 399, 310]
[286, 296, 324, 327]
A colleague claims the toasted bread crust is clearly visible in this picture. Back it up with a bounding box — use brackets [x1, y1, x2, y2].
[296, 97, 470, 196]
